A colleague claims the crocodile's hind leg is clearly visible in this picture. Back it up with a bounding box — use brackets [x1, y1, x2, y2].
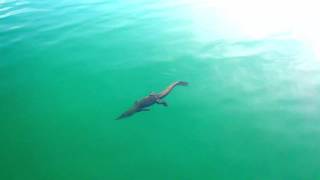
[139, 108, 150, 112]
[156, 99, 168, 107]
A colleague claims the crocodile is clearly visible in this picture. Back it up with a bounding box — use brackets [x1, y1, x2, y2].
[116, 81, 188, 120]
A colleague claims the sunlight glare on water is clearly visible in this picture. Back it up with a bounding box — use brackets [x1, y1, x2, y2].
[186, 0, 320, 59]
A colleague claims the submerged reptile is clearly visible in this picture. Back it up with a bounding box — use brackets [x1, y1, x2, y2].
[116, 81, 188, 120]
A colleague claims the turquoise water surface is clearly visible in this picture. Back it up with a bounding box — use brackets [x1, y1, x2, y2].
[1, 0, 320, 179]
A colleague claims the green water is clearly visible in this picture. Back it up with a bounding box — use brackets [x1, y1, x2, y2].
[1, 0, 320, 179]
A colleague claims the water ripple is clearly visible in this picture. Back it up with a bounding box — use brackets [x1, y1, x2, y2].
[0, 8, 33, 19]
[0, 7, 12, 12]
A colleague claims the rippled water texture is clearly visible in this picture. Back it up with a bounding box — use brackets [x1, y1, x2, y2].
[1, 0, 320, 179]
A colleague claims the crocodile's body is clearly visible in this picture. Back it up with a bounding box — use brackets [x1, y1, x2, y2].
[116, 81, 188, 120]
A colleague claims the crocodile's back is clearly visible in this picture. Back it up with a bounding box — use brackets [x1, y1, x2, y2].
[137, 95, 158, 108]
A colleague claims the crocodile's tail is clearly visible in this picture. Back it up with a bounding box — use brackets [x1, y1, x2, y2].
[176, 81, 188, 86]
[159, 81, 189, 99]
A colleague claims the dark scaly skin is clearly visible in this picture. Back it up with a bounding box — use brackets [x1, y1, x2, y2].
[116, 81, 188, 120]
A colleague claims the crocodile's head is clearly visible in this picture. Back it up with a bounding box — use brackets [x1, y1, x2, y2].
[116, 106, 138, 120]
